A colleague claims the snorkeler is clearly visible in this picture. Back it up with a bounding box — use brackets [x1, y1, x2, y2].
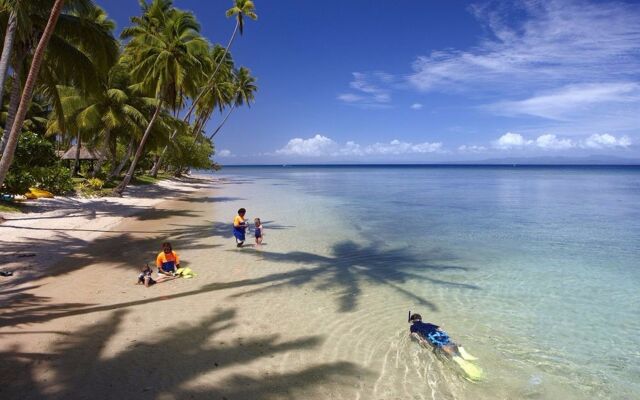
[408, 311, 482, 380]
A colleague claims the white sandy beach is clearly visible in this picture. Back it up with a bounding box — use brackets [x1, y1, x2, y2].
[0, 174, 376, 399]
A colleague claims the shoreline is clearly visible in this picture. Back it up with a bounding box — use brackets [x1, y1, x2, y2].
[0, 175, 216, 284]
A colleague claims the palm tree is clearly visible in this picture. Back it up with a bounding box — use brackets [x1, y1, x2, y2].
[182, 0, 257, 123]
[149, 44, 233, 177]
[0, 0, 65, 189]
[0, 1, 117, 159]
[0, 2, 18, 106]
[207, 66, 256, 140]
[113, 0, 208, 195]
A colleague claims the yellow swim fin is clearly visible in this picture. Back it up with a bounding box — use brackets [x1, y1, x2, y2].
[452, 356, 483, 381]
[458, 346, 478, 361]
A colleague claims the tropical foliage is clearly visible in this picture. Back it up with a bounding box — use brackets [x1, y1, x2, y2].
[0, 0, 258, 196]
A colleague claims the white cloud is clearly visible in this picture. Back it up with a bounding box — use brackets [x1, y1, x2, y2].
[489, 132, 631, 151]
[276, 134, 338, 156]
[493, 132, 533, 149]
[582, 133, 631, 149]
[276, 136, 443, 157]
[488, 83, 640, 120]
[410, 103, 423, 110]
[408, 0, 640, 92]
[217, 149, 233, 157]
[337, 93, 363, 103]
[337, 72, 394, 108]
[361, 139, 442, 155]
[535, 134, 574, 150]
[458, 145, 487, 153]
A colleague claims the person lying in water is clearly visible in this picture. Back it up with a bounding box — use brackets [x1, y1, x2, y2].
[408, 312, 481, 377]
[409, 313, 466, 357]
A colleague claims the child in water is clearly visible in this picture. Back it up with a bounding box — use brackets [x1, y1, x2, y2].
[254, 218, 263, 246]
[137, 264, 155, 287]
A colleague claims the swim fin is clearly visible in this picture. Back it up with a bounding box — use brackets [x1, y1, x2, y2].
[452, 356, 483, 381]
[458, 346, 478, 361]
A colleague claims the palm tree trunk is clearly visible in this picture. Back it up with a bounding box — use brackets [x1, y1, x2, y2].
[0, 9, 18, 105]
[0, 0, 65, 189]
[109, 136, 134, 180]
[114, 99, 163, 195]
[73, 133, 82, 176]
[149, 153, 160, 177]
[91, 128, 110, 178]
[208, 104, 235, 140]
[151, 106, 211, 177]
[183, 20, 239, 123]
[148, 22, 240, 177]
[0, 63, 22, 155]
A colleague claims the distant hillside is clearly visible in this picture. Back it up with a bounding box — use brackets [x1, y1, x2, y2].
[458, 155, 640, 165]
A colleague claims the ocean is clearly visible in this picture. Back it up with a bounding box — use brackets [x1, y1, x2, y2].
[205, 165, 640, 399]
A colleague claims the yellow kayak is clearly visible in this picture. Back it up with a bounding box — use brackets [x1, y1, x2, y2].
[25, 188, 54, 199]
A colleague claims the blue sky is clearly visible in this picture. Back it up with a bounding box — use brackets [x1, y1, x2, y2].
[98, 0, 640, 163]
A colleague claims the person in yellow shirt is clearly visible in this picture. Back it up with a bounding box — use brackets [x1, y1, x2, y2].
[156, 242, 180, 277]
[233, 208, 248, 247]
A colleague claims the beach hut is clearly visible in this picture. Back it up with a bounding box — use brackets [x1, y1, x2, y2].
[61, 145, 103, 174]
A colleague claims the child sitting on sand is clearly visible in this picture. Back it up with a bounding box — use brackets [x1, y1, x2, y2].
[233, 208, 248, 247]
[137, 264, 155, 287]
[156, 242, 180, 277]
[254, 218, 264, 246]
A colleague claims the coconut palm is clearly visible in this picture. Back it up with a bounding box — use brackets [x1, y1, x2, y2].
[207, 66, 256, 140]
[0, 0, 65, 189]
[149, 44, 233, 177]
[113, 0, 208, 195]
[0, 1, 117, 163]
[182, 0, 257, 123]
[46, 64, 153, 177]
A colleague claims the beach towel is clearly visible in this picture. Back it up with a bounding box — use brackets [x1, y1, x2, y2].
[175, 267, 196, 279]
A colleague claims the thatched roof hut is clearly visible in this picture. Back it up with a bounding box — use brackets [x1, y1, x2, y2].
[61, 145, 103, 160]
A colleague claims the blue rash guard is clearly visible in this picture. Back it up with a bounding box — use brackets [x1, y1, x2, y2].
[411, 321, 451, 347]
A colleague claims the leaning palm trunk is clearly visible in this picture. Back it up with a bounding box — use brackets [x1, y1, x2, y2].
[0, 64, 22, 155]
[0, 0, 65, 188]
[91, 129, 110, 178]
[109, 136, 134, 180]
[149, 22, 240, 179]
[114, 100, 163, 195]
[183, 21, 239, 124]
[0, 9, 18, 106]
[208, 104, 235, 140]
[149, 149, 163, 178]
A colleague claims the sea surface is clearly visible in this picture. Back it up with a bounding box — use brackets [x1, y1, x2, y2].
[205, 165, 640, 399]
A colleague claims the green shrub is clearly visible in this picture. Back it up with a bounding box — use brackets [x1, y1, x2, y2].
[3, 170, 34, 195]
[85, 177, 104, 190]
[1, 131, 74, 195]
[34, 165, 75, 194]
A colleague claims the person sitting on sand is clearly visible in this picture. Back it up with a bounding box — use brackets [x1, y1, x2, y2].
[254, 217, 263, 246]
[233, 208, 248, 247]
[137, 264, 155, 287]
[156, 242, 180, 277]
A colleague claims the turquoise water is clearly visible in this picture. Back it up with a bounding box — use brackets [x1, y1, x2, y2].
[210, 165, 640, 399]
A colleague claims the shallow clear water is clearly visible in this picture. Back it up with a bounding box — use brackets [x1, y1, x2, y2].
[207, 165, 640, 399]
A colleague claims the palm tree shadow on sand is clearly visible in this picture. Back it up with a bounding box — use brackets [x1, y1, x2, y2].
[0, 308, 371, 399]
[229, 240, 480, 312]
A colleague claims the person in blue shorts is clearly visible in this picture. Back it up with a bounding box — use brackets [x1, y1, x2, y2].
[409, 312, 461, 358]
[233, 208, 248, 247]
